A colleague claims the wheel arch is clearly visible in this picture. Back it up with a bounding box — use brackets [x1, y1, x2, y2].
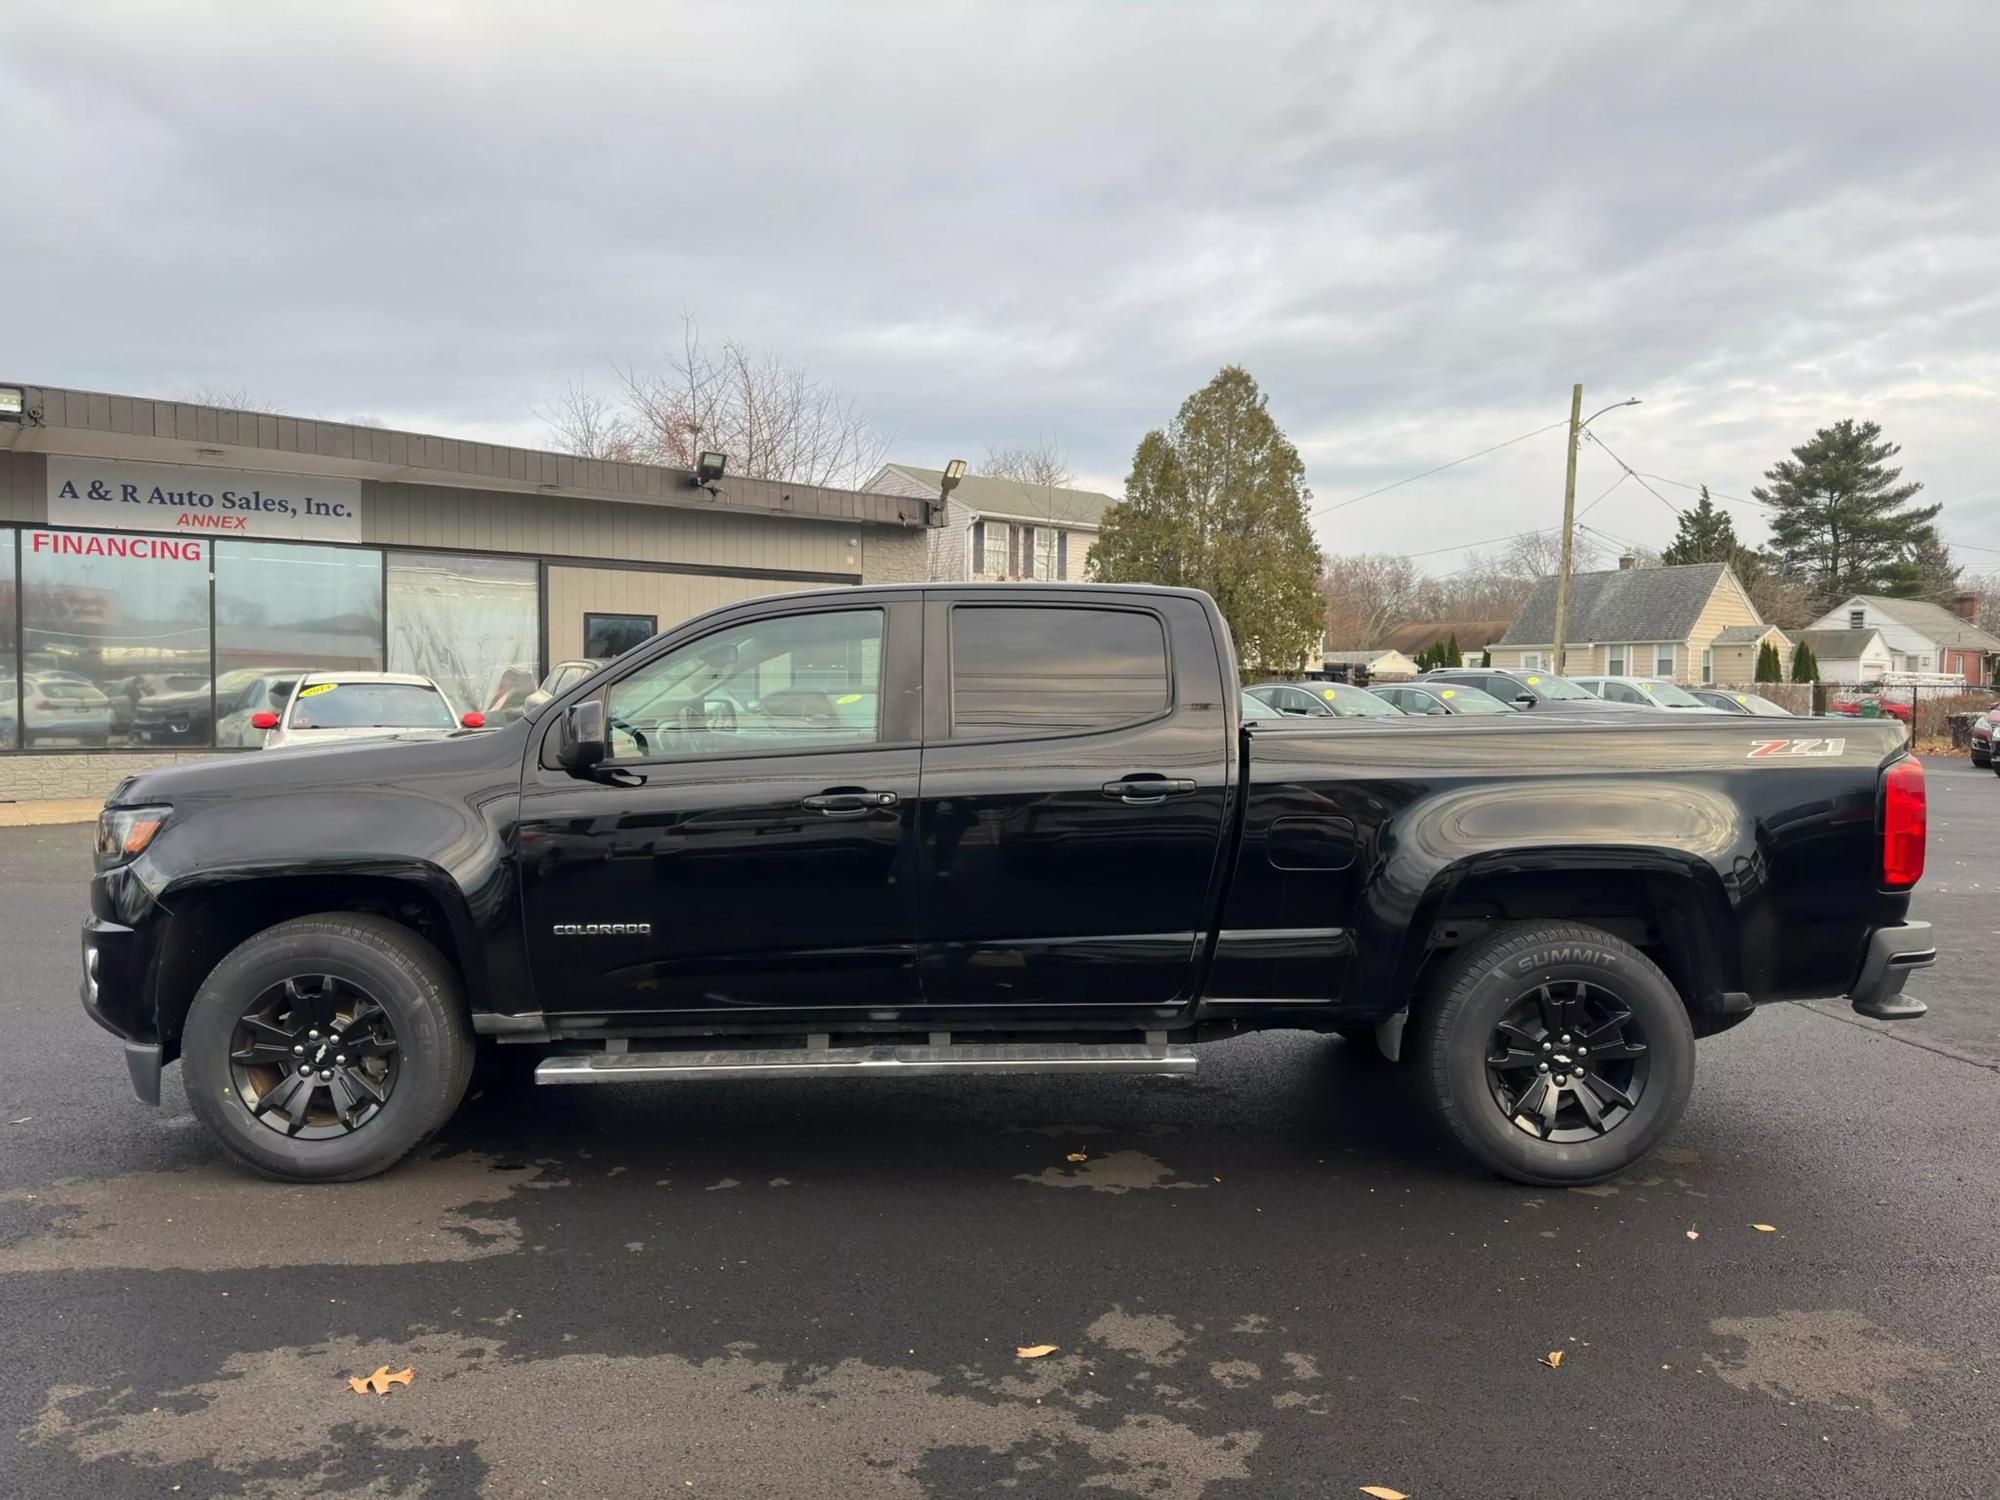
[148, 864, 482, 1062]
[1386, 849, 1745, 1034]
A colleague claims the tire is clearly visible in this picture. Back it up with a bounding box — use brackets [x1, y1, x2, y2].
[182, 914, 475, 1183]
[1415, 921, 1694, 1187]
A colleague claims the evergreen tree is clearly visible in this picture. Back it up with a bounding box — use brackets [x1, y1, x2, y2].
[1093, 366, 1325, 669]
[1876, 531, 1961, 602]
[1790, 640, 1819, 683]
[1753, 420, 1941, 605]
[1444, 632, 1462, 668]
[1755, 641, 1783, 683]
[1661, 487, 1740, 565]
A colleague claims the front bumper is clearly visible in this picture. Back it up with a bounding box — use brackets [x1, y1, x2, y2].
[82, 913, 166, 1104]
[1845, 921, 1934, 1021]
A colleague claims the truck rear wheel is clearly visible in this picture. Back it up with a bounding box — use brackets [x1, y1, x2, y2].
[182, 914, 474, 1183]
[1415, 921, 1693, 1187]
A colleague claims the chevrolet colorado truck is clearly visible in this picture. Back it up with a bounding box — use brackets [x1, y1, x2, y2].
[82, 583, 1934, 1186]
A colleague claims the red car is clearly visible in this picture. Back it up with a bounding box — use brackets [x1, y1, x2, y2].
[1830, 694, 1913, 724]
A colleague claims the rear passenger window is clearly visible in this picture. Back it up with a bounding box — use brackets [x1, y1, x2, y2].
[951, 605, 1169, 739]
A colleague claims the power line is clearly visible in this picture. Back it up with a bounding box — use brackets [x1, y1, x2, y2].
[1574, 472, 1629, 521]
[1313, 419, 1570, 518]
[1579, 432, 1684, 520]
[1402, 525, 1559, 562]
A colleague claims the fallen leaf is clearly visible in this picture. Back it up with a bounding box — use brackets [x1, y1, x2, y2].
[1685, 1229, 1700, 1240]
[1359, 1488, 1409, 1499]
[9, 1117, 29, 1125]
[1751, 1223, 1777, 1232]
[1539, 1350, 1564, 1368]
[1015, 1344, 1058, 1359]
[1065, 1152, 1089, 1163]
[347, 1365, 415, 1396]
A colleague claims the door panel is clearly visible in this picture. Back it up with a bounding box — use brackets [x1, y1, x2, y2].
[914, 593, 1231, 1009]
[518, 598, 922, 1018]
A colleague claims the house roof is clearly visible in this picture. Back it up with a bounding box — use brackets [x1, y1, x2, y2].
[1713, 624, 1785, 645]
[1850, 595, 2000, 654]
[873, 464, 1114, 528]
[1378, 619, 1512, 655]
[1322, 649, 1404, 666]
[1792, 628, 1886, 659]
[1497, 562, 1734, 647]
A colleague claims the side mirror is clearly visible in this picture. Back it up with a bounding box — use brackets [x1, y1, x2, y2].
[559, 700, 608, 771]
[1512, 693, 1535, 708]
[250, 711, 279, 730]
[460, 711, 486, 729]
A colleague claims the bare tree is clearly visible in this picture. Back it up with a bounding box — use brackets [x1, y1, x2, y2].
[538, 381, 640, 461]
[1320, 552, 1420, 647]
[178, 386, 284, 413]
[599, 315, 890, 487]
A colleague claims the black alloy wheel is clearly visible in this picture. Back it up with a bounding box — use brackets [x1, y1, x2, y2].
[229, 975, 402, 1139]
[1484, 980, 1650, 1142]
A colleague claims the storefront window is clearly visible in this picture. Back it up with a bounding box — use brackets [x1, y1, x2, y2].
[20, 529, 212, 749]
[388, 553, 539, 722]
[1, 531, 17, 750]
[212, 541, 385, 747]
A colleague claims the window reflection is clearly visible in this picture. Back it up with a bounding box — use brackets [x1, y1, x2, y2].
[20, 530, 212, 749]
[0, 531, 16, 750]
[211, 541, 384, 746]
[388, 553, 539, 723]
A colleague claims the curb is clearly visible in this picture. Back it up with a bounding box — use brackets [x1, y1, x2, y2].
[0, 799, 102, 828]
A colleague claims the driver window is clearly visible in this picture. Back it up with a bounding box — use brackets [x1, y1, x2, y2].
[604, 608, 885, 760]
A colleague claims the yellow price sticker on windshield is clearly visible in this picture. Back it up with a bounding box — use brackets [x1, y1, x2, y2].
[1735, 695, 1748, 704]
[1441, 689, 1455, 698]
[1525, 676, 1541, 685]
[835, 693, 862, 705]
[1321, 688, 1338, 700]
[298, 683, 337, 698]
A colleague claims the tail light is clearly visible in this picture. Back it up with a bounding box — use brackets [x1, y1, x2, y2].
[250, 711, 279, 730]
[460, 711, 486, 728]
[1881, 757, 1926, 888]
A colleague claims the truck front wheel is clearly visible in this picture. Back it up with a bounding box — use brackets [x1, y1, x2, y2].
[1415, 921, 1694, 1187]
[181, 914, 475, 1183]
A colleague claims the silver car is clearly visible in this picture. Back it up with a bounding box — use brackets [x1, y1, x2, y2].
[251, 671, 480, 750]
[1569, 675, 1729, 712]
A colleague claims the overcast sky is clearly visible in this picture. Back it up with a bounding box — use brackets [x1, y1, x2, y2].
[6, 2, 1998, 575]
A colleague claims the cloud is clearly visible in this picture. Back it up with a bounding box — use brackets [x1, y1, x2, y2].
[4, 1, 1996, 570]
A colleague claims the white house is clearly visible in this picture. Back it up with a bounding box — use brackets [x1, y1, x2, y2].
[864, 464, 1114, 583]
[1789, 627, 1895, 685]
[1804, 594, 2000, 684]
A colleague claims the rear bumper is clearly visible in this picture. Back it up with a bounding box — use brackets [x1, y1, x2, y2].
[1845, 921, 1934, 1021]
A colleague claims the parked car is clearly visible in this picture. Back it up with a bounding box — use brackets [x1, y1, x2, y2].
[1689, 688, 1796, 718]
[1970, 704, 1997, 768]
[249, 671, 484, 750]
[1374, 682, 1515, 716]
[1244, 681, 1405, 718]
[8, 672, 114, 747]
[1421, 667, 1646, 713]
[1239, 690, 1286, 721]
[134, 668, 300, 748]
[1570, 675, 1729, 712]
[521, 658, 607, 715]
[1830, 694, 1913, 724]
[85, 582, 1934, 1188]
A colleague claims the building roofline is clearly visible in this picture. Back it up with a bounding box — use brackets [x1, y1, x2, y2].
[0, 381, 927, 530]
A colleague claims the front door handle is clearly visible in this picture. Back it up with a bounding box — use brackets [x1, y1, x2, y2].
[801, 788, 900, 817]
[1101, 776, 1198, 804]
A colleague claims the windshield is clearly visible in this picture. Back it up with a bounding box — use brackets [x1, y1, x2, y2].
[1308, 684, 1403, 717]
[1733, 692, 1793, 717]
[287, 682, 456, 730]
[1240, 691, 1284, 721]
[1516, 672, 1593, 700]
[1429, 684, 1512, 714]
[1639, 679, 1707, 708]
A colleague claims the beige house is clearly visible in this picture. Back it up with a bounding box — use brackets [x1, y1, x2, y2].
[1708, 623, 1792, 683]
[865, 463, 1112, 583]
[1491, 556, 1764, 684]
[1321, 647, 1421, 679]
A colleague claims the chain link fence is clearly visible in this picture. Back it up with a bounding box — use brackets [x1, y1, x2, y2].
[1711, 679, 1998, 747]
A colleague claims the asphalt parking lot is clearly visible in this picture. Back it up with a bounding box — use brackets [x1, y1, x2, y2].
[3, 757, 1997, 1499]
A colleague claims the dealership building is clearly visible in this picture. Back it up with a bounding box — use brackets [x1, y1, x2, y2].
[0, 382, 933, 801]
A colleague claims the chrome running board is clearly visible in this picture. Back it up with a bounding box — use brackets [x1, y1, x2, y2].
[535, 1039, 1196, 1084]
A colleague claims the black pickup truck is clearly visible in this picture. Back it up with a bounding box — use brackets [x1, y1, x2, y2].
[83, 583, 1934, 1186]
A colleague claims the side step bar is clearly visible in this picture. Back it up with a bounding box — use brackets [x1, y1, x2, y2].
[536, 1039, 1197, 1084]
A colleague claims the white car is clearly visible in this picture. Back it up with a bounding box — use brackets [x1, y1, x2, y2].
[250, 671, 484, 750]
[5, 672, 116, 747]
[1569, 675, 1729, 712]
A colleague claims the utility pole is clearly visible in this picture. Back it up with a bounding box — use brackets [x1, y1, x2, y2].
[1551, 383, 1583, 676]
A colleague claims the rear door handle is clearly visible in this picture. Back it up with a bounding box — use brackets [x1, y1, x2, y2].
[1101, 777, 1198, 804]
[801, 789, 899, 816]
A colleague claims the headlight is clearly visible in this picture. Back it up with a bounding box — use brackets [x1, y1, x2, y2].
[95, 805, 171, 869]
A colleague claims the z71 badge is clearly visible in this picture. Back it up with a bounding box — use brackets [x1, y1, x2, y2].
[1747, 737, 1846, 759]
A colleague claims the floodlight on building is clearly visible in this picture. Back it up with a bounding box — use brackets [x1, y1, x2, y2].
[694, 451, 727, 487]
